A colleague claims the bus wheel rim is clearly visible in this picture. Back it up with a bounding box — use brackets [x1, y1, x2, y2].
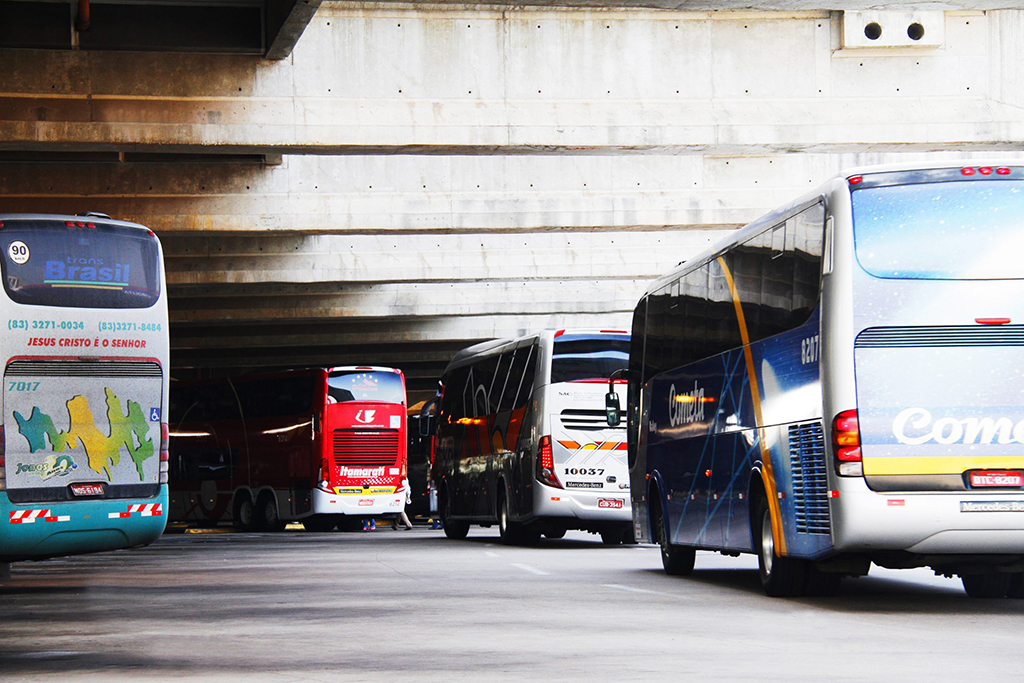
[761, 508, 774, 576]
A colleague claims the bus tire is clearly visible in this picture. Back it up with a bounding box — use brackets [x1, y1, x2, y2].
[302, 515, 336, 532]
[652, 492, 695, 575]
[1007, 572, 1024, 599]
[234, 494, 256, 531]
[440, 487, 469, 540]
[600, 528, 623, 545]
[256, 493, 287, 532]
[755, 497, 805, 597]
[962, 572, 1012, 598]
[498, 490, 535, 545]
[803, 563, 842, 597]
[544, 528, 566, 540]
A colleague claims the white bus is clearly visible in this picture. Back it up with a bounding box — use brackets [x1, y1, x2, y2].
[432, 329, 632, 544]
[0, 213, 169, 575]
[622, 162, 1024, 598]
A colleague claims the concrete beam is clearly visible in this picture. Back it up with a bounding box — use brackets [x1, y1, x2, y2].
[266, 0, 325, 59]
[2, 8, 1024, 156]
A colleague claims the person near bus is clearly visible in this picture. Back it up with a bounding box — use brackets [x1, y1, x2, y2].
[392, 478, 413, 530]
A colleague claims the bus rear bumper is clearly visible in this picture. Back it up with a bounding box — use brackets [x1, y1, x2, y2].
[533, 485, 632, 521]
[310, 488, 404, 516]
[0, 489, 168, 563]
[830, 481, 1024, 555]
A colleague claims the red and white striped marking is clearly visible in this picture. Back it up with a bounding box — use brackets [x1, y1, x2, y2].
[9, 509, 71, 524]
[108, 503, 163, 519]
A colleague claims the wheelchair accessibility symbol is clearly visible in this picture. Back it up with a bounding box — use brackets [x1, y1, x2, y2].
[150, 407, 161, 422]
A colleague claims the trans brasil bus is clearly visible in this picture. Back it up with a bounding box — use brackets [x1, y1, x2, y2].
[0, 213, 169, 574]
[432, 329, 632, 545]
[169, 366, 407, 531]
[622, 162, 1024, 598]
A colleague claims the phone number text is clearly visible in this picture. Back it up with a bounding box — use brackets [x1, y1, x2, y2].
[8, 320, 85, 331]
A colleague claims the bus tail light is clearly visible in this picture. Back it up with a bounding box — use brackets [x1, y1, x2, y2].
[0, 426, 6, 491]
[317, 464, 331, 492]
[159, 423, 169, 484]
[536, 435, 563, 489]
[833, 410, 862, 477]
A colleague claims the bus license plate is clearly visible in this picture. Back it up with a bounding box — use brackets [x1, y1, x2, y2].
[598, 498, 623, 509]
[969, 471, 1024, 488]
[70, 483, 105, 497]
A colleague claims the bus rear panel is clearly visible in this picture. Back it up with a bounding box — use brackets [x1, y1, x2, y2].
[0, 214, 169, 563]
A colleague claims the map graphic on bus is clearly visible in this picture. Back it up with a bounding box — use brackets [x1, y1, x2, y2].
[13, 388, 154, 481]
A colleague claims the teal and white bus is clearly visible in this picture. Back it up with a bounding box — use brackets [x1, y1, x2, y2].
[623, 162, 1024, 598]
[0, 214, 169, 576]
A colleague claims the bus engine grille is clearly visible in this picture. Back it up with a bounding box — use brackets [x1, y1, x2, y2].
[788, 421, 830, 535]
[560, 408, 624, 431]
[856, 324, 1024, 348]
[333, 429, 399, 467]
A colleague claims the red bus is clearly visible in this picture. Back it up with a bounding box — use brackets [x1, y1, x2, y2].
[168, 366, 408, 531]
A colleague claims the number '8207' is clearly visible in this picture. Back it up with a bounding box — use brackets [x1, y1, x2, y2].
[8, 381, 40, 391]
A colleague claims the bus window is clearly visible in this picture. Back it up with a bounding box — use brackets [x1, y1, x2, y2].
[852, 179, 1024, 279]
[550, 338, 629, 383]
[327, 370, 405, 405]
[0, 220, 161, 308]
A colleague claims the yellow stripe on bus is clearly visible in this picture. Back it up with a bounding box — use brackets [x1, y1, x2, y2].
[716, 257, 787, 556]
[864, 456, 1024, 476]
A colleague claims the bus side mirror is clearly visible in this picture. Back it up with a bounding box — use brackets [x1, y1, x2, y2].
[605, 392, 621, 427]
[605, 367, 628, 427]
[419, 396, 439, 437]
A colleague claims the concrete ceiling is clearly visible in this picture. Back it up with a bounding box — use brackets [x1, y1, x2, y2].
[3, 0, 1022, 402]
[0, 0, 322, 59]
[0, 0, 1017, 64]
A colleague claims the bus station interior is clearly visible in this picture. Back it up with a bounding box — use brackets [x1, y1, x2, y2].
[3, 0, 1024, 404]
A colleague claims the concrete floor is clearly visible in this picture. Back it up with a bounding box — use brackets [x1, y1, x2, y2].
[1, 527, 1022, 682]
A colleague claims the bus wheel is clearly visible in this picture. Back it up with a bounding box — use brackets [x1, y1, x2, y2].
[803, 563, 842, 597]
[755, 497, 805, 597]
[497, 490, 539, 546]
[234, 495, 256, 531]
[962, 572, 1012, 598]
[544, 528, 566, 540]
[1007, 572, 1024, 599]
[303, 515, 336, 532]
[600, 529, 622, 545]
[440, 488, 469, 540]
[653, 497, 694, 575]
[257, 494, 287, 532]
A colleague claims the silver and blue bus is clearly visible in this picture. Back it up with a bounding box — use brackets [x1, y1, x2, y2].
[0, 214, 169, 576]
[623, 162, 1024, 597]
[433, 329, 633, 545]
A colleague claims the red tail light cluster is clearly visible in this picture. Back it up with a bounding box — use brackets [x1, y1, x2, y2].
[962, 166, 1011, 176]
[833, 410, 862, 477]
[0, 425, 6, 491]
[159, 423, 170, 484]
[536, 435, 562, 489]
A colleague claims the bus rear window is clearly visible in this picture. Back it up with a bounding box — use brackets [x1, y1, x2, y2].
[551, 337, 629, 384]
[1, 220, 161, 308]
[328, 371, 405, 404]
[852, 179, 1024, 280]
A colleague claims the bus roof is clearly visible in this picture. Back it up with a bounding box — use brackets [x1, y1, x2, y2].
[643, 159, 1024, 298]
[0, 213, 150, 231]
[442, 328, 629, 376]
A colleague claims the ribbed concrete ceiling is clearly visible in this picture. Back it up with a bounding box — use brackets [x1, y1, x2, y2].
[0, 0, 321, 59]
